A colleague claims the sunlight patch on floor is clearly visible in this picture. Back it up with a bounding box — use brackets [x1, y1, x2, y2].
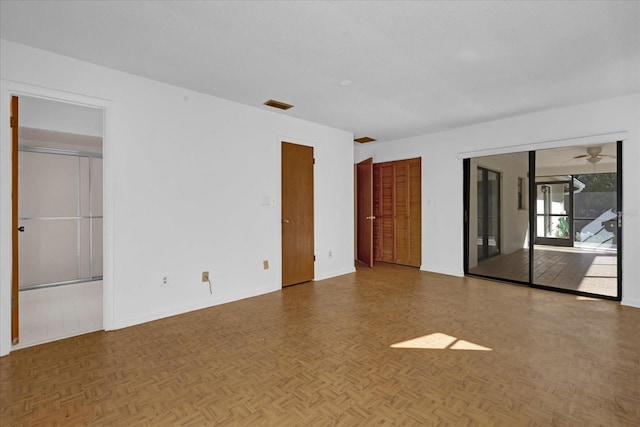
[390, 332, 492, 351]
[576, 296, 603, 301]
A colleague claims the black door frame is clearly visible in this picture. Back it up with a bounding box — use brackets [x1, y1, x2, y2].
[464, 142, 622, 301]
[533, 178, 574, 247]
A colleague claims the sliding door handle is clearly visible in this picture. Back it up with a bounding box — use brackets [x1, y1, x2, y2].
[18, 226, 25, 232]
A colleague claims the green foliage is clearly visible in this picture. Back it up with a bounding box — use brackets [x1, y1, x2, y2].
[556, 217, 569, 238]
[575, 173, 617, 193]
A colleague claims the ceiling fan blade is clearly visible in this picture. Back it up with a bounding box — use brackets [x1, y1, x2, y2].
[573, 154, 588, 159]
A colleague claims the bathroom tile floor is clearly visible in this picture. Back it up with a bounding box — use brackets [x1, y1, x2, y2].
[12, 280, 103, 350]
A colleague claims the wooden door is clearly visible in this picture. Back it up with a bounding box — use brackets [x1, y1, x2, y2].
[11, 96, 19, 344]
[407, 158, 422, 266]
[372, 158, 421, 267]
[356, 158, 374, 267]
[378, 162, 395, 262]
[395, 161, 410, 264]
[281, 142, 314, 287]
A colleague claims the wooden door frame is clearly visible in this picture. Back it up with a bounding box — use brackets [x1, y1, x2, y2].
[11, 96, 19, 344]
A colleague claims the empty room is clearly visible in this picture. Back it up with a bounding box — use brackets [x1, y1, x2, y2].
[1, 1, 639, 425]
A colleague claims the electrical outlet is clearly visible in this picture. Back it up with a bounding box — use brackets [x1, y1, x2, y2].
[202, 271, 209, 282]
[161, 275, 168, 287]
[263, 260, 269, 270]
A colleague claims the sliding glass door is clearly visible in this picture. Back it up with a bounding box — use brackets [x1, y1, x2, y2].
[464, 141, 622, 300]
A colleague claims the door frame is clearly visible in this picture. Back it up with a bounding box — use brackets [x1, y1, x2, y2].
[0, 82, 111, 356]
[533, 178, 574, 247]
[10, 96, 19, 344]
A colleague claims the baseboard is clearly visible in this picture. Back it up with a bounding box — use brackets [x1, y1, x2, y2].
[111, 286, 278, 330]
[420, 265, 464, 277]
[314, 267, 356, 282]
[621, 298, 640, 309]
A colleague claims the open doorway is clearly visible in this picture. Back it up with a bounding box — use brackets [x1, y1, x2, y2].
[13, 96, 104, 349]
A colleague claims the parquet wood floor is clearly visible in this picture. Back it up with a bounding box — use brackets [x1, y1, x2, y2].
[2, 263, 639, 426]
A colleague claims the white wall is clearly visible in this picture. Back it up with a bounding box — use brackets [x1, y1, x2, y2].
[0, 40, 355, 356]
[19, 96, 103, 137]
[356, 93, 640, 308]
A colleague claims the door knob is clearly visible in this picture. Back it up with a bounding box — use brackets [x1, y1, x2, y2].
[366, 216, 376, 220]
[282, 218, 290, 224]
[18, 226, 25, 232]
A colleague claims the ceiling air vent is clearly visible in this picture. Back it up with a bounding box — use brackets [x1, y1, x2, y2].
[263, 99, 294, 110]
[354, 136, 376, 144]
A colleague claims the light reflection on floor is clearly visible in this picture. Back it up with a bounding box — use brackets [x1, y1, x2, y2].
[391, 332, 492, 351]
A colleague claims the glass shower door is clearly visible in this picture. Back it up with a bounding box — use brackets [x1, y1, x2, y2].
[18, 148, 103, 290]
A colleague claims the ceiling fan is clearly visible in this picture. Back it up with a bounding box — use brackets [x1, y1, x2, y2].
[573, 146, 615, 164]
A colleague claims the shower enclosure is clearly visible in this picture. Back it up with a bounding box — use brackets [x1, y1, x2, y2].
[18, 145, 103, 290]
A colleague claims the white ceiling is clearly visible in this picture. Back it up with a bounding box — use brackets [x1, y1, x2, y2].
[1, 1, 639, 143]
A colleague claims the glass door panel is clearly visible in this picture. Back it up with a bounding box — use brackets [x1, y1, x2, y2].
[18, 218, 79, 286]
[467, 153, 529, 283]
[533, 144, 619, 298]
[18, 148, 103, 289]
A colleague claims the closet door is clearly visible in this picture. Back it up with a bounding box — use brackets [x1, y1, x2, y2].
[372, 158, 421, 267]
[395, 161, 409, 264]
[393, 158, 422, 267]
[379, 163, 395, 262]
[373, 164, 382, 260]
[408, 158, 422, 267]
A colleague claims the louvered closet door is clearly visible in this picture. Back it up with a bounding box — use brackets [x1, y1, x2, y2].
[372, 158, 421, 267]
[407, 158, 422, 267]
[395, 161, 409, 264]
[373, 164, 382, 261]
